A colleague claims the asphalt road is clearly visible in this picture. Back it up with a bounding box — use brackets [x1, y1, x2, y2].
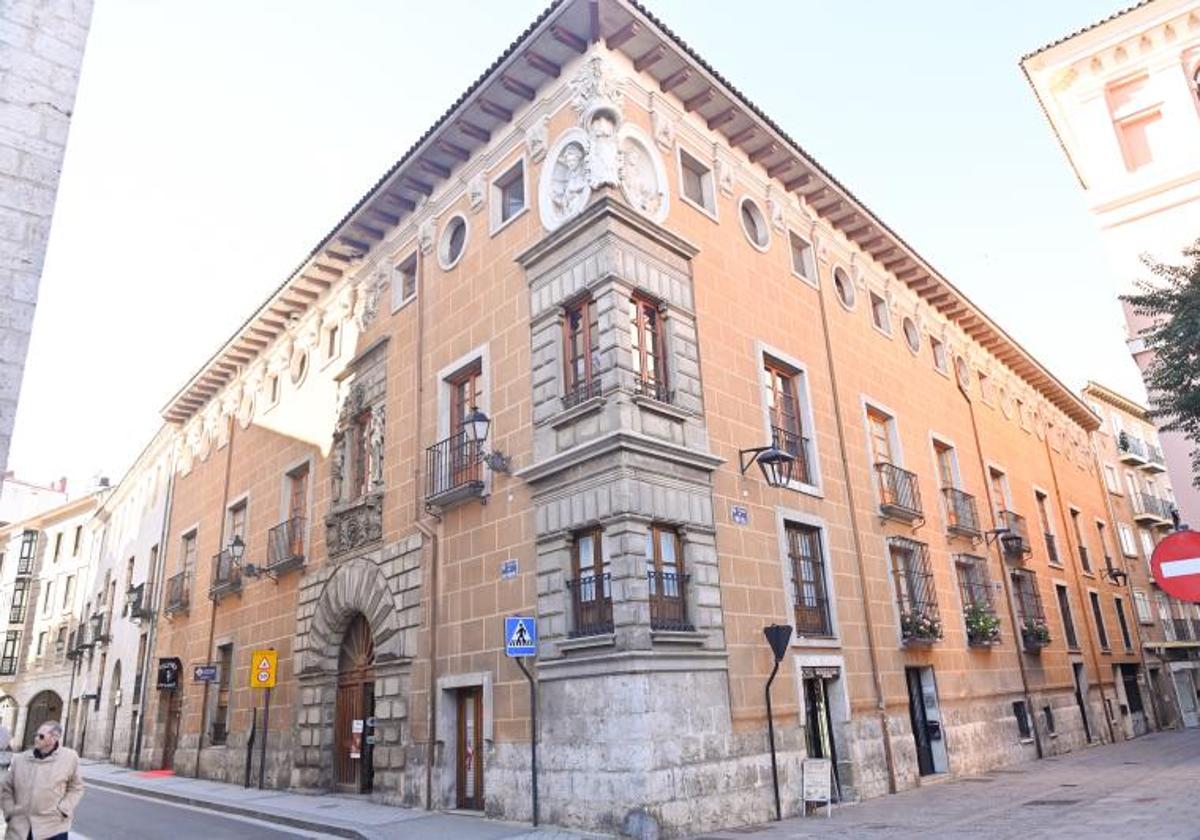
[70, 786, 339, 840]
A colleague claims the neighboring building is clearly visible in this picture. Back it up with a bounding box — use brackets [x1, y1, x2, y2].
[0, 488, 105, 748]
[1085, 381, 1200, 729]
[71, 427, 174, 765]
[0, 473, 68, 526]
[1022, 0, 1200, 528]
[128, 2, 1148, 835]
[0, 0, 94, 475]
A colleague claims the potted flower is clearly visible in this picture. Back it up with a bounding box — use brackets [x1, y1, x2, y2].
[901, 610, 944, 644]
[1021, 618, 1050, 650]
[964, 603, 1001, 646]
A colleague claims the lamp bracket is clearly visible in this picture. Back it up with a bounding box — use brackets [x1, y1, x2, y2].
[482, 451, 512, 475]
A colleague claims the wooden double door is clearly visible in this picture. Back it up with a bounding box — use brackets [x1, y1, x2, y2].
[335, 614, 375, 793]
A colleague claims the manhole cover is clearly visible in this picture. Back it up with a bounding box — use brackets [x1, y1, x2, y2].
[1025, 799, 1082, 807]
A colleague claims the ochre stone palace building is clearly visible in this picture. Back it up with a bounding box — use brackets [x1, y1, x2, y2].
[2, 1, 1193, 836]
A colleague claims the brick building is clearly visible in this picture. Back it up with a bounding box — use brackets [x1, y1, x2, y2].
[53, 0, 1169, 835]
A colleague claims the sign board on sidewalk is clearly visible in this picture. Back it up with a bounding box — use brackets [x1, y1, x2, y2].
[156, 657, 181, 691]
[1151, 530, 1200, 603]
[505, 616, 537, 657]
[802, 758, 832, 818]
[250, 649, 277, 689]
[193, 664, 218, 683]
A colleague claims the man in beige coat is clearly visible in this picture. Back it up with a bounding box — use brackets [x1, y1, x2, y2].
[0, 721, 83, 840]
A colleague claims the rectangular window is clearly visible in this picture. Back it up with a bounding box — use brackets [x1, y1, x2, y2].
[18, 530, 36, 564]
[562, 297, 601, 406]
[889, 538, 940, 644]
[930, 337, 947, 374]
[72, 526, 82, 556]
[0, 632, 19, 676]
[956, 555, 999, 645]
[393, 252, 417, 311]
[645, 525, 689, 631]
[1104, 464, 1120, 494]
[9, 579, 28, 624]
[40, 581, 52, 616]
[1070, 509, 1091, 572]
[35, 631, 45, 657]
[867, 406, 895, 466]
[869, 291, 890, 333]
[762, 358, 812, 485]
[54, 626, 66, 655]
[1090, 592, 1110, 651]
[789, 232, 815, 283]
[569, 528, 611, 637]
[1133, 589, 1152, 624]
[228, 501, 247, 543]
[1115, 597, 1133, 651]
[1138, 527, 1155, 559]
[352, 408, 373, 498]
[212, 643, 233, 745]
[1096, 522, 1113, 571]
[1056, 583, 1079, 650]
[1043, 706, 1055, 735]
[52, 533, 62, 563]
[326, 323, 339, 360]
[1118, 524, 1137, 558]
[1013, 570, 1048, 649]
[786, 522, 831, 637]
[1013, 700, 1031, 739]
[61, 574, 75, 611]
[630, 295, 668, 401]
[492, 160, 526, 227]
[182, 532, 198, 573]
[1035, 491, 1059, 566]
[268, 374, 280, 406]
[679, 148, 714, 213]
[933, 440, 957, 488]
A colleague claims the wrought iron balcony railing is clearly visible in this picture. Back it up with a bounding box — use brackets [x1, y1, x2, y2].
[633, 376, 672, 404]
[771, 425, 812, 486]
[942, 487, 981, 538]
[163, 571, 190, 615]
[425, 431, 483, 505]
[1132, 492, 1171, 524]
[209, 548, 242, 600]
[0, 657, 15, 676]
[1144, 442, 1166, 471]
[6, 606, 24, 625]
[876, 462, 923, 523]
[562, 375, 603, 409]
[566, 573, 613, 638]
[1117, 432, 1147, 464]
[267, 516, 306, 574]
[648, 570, 693, 631]
[125, 583, 154, 621]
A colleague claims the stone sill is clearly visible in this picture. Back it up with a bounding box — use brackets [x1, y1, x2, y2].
[558, 633, 616, 654]
[632, 393, 694, 422]
[544, 394, 606, 430]
[650, 629, 706, 646]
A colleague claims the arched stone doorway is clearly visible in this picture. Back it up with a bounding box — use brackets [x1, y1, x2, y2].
[335, 613, 375, 793]
[105, 661, 122, 760]
[24, 690, 62, 747]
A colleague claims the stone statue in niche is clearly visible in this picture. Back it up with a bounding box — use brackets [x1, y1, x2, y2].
[550, 141, 589, 220]
[620, 140, 662, 216]
[526, 115, 549, 163]
[330, 433, 345, 504]
[586, 111, 620, 189]
[368, 405, 386, 487]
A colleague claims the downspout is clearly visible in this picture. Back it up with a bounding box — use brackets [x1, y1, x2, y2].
[1041, 431, 1115, 745]
[1088, 440, 1169, 733]
[195, 414, 236, 779]
[960, 385, 1043, 759]
[814, 252, 896, 794]
[133, 448, 177, 769]
[411, 243, 443, 811]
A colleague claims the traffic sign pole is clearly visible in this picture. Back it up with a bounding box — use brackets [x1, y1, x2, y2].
[259, 687, 270, 790]
[516, 656, 538, 827]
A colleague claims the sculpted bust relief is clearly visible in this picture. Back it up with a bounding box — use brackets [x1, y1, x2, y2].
[551, 141, 589, 220]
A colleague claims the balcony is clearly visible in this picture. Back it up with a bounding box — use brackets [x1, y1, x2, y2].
[876, 462, 924, 524]
[425, 431, 483, 509]
[15, 557, 33, 577]
[1143, 442, 1167, 473]
[633, 376, 672, 405]
[209, 548, 243, 601]
[648, 570, 693, 631]
[772, 426, 812, 486]
[0, 657, 15, 676]
[1044, 532, 1060, 566]
[562, 375, 603, 410]
[942, 487, 981, 539]
[125, 583, 154, 621]
[998, 510, 1032, 560]
[1132, 492, 1172, 527]
[90, 613, 111, 645]
[6, 606, 24, 625]
[1117, 432, 1147, 466]
[163, 571, 190, 616]
[566, 573, 613, 638]
[266, 516, 306, 575]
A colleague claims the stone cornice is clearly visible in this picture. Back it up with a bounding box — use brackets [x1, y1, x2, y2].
[515, 427, 724, 485]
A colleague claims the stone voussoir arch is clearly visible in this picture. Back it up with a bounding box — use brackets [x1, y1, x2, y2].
[301, 557, 405, 674]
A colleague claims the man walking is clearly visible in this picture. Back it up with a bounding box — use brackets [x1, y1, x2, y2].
[0, 721, 83, 840]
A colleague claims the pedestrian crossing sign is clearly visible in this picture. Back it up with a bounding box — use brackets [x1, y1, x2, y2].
[504, 616, 537, 658]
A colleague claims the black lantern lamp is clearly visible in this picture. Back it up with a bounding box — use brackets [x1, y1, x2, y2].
[739, 444, 795, 488]
[463, 407, 512, 474]
[229, 534, 245, 565]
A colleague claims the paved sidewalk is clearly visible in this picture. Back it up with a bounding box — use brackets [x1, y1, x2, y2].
[81, 762, 598, 840]
[690, 728, 1200, 840]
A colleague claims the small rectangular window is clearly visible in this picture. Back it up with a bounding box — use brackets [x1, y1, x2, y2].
[393, 253, 417, 312]
[786, 522, 832, 637]
[53, 533, 63, 562]
[1118, 524, 1137, 558]
[268, 374, 280, 406]
[630, 295, 669, 402]
[35, 632, 45, 657]
[763, 357, 812, 485]
[1133, 590, 1152, 624]
[930, 337, 947, 374]
[1056, 583, 1079, 650]
[325, 323, 340, 361]
[491, 160, 526, 229]
[211, 643, 233, 745]
[1115, 597, 1133, 651]
[1043, 706, 1055, 735]
[679, 149, 715, 214]
[1012, 700, 1031, 739]
[869, 291, 890, 333]
[789, 232, 814, 282]
[1090, 591, 1110, 651]
[562, 296, 601, 406]
[1104, 464, 1120, 494]
[72, 526, 82, 556]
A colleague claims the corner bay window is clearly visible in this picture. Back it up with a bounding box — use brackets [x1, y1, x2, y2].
[562, 296, 601, 406]
[646, 525, 691, 631]
[762, 358, 811, 485]
[630, 295, 668, 402]
[786, 522, 831, 637]
[568, 529, 611, 638]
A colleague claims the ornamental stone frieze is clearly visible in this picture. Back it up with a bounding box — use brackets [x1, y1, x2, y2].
[325, 490, 384, 557]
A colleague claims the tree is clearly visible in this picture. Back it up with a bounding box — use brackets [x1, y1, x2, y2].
[1121, 241, 1200, 491]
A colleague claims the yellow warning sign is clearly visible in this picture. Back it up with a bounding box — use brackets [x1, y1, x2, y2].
[250, 648, 277, 689]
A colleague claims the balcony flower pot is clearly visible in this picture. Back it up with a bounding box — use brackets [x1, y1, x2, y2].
[965, 604, 1001, 647]
[901, 611, 943, 645]
[1021, 619, 1050, 652]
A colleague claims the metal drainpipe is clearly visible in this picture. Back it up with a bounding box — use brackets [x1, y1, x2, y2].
[1040, 432, 1116, 745]
[1088, 439, 1170, 733]
[960, 386, 1043, 759]
[813, 252, 897, 794]
[195, 414, 236, 779]
[132, 452, 176, 769]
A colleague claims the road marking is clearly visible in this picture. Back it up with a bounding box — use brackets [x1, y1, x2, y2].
[1160, 557, 1200, 578]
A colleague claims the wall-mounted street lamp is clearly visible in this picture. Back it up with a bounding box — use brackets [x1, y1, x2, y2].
[463, 407, 512, 474]
[739, 444, 795, 489]
[1104, 566, 1129, 585]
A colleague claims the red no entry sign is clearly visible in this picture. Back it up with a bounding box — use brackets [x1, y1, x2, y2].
[1151, 530, 1200, 603]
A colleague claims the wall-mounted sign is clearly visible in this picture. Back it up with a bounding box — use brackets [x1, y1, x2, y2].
[193, 665, 218, 683]
[156, 657, 182, 691]
[731, 505, 749, 526]
[501, 558, 518, 580]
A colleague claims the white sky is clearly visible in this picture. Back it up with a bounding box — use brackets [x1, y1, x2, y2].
[10, 0, 1140, 492]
